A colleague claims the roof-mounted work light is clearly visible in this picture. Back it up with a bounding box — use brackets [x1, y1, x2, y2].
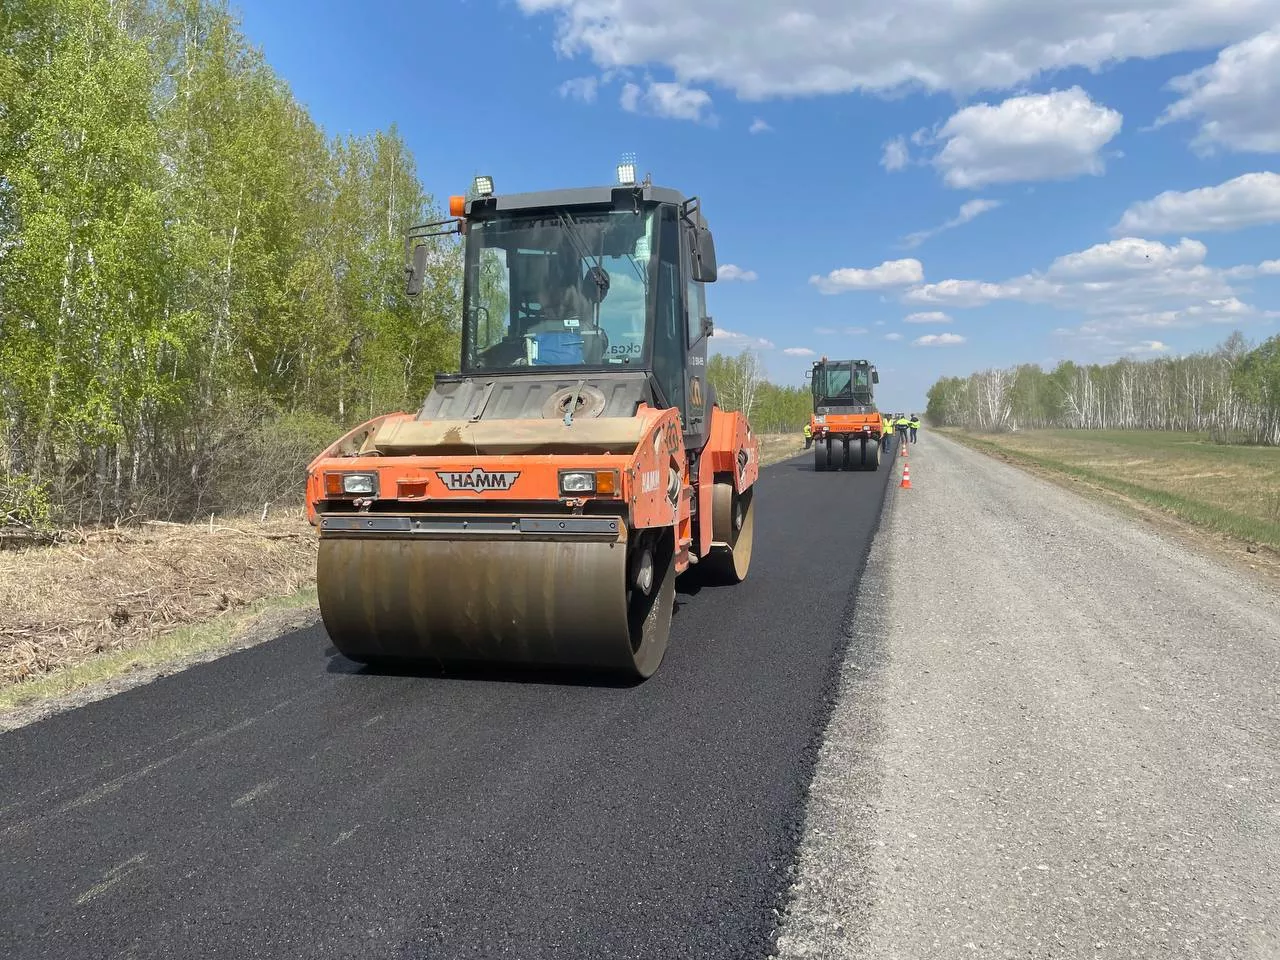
[617, 152, 637, 186]
[472, 175, 494, 197]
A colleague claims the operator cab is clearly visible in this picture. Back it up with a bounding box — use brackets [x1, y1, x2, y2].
[404, 172, 719, 439]
[811, 358, 879, 414]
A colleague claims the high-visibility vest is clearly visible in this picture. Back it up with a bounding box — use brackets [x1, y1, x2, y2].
[910, 419, 919, 429]
[803, 424, 812, 437]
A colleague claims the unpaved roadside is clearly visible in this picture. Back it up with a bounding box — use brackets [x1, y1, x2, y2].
[773, 431, 1280, 959]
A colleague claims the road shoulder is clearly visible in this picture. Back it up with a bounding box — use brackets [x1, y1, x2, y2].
[772, 431, 1280, 958]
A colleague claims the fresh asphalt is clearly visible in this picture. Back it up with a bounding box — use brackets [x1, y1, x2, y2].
[1, 440, 896, 960]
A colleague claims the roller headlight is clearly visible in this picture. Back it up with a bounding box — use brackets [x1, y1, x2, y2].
[559, 471, 595, 493]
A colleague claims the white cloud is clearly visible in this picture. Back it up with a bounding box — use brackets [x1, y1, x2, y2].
[814, 325, 869, 336]
[749, 117, 772, 134]
[902, 198, 1001, 247]
[558, 76, 598, 102]
[931, 87, 1122, 188]
[711, 327, 775, 350]
[913, 333, 966, 346]
[620, 80, 713, 122]
[516, 1, 1274, 100]
[718, 263, 758, 281]
[881, 136, 909, 171]
[811, 258, 924, 293]
[900, 235, 1276, 334]
[903, 311, 953, 323]
[1112, 172, 1280, 235]
[884, 333, 904, 341]
[1125, 340, 1171, 355]
[1157, 29, 1280, 154]
[783, 347, 816, 356]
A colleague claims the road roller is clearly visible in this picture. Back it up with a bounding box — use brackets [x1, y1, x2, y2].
[304, 168, 760, 680]
[807, 357, 886, 472]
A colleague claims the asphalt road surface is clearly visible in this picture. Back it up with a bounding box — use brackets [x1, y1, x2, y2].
[1, 444, 893, 960]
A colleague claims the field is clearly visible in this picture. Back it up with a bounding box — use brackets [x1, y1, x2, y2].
[0, 433, 806, 714]
[943, 427, 1280, 557]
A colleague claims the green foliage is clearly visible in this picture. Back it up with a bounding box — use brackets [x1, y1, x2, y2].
[0, 0, 462, 521]
[925, 333, 1280, 445]
[707, 350, 812, 432]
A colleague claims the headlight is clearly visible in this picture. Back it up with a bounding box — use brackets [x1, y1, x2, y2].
[559, 471, 595, 493]
[343, 473, 376, 494]
[813, 415, 826, 425]
[558, 470, 619, 496]
[323, 471, 378, 497]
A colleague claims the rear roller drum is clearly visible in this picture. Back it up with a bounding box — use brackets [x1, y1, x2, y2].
[701, 480, 755, 584]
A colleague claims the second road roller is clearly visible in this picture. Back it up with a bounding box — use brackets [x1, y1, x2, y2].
[304, 166, 760, 680]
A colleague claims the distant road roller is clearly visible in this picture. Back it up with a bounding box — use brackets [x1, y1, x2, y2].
[807, 356, 885, 471]
[304, 169, 760, 679]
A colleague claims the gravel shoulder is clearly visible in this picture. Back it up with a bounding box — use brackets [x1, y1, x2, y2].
[773, 431, 1280, 959]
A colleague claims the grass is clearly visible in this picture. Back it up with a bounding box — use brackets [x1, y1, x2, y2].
[941, 428, 1280, 551]
[0, 433, 805, 717]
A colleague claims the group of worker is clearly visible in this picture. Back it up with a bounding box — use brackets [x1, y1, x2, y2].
[802, 414, 920, 448]
[894, 414, 921, 443]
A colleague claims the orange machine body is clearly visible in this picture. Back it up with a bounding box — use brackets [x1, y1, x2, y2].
[809, 409, 885, 441]
[306, 404, 758, 576]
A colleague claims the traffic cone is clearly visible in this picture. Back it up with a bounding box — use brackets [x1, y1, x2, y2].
[900, 462, 912, 489]
[900, 436, 907, 457]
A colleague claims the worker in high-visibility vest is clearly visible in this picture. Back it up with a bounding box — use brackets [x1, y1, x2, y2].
[803, 422, 812, 449]
[896, 415, 910, 440]
[909, 415, 920, 443]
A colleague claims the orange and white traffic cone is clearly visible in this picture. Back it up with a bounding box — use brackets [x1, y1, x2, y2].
[900, 461, 912, 489]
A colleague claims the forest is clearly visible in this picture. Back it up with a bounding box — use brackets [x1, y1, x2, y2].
[0, 0, 816, 531]
[1, 0, 464, 527]
[925, 332, 1280, 445]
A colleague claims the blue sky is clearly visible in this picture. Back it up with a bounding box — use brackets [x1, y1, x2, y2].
[232, 0, 1279, 412]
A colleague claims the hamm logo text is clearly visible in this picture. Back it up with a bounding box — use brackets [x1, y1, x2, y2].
[437, 469, 521, 491]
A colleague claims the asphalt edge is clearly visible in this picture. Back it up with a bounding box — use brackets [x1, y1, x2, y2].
[761, 443, 899, 957]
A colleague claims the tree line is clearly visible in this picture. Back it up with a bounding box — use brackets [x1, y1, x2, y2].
[1, 0, 461, 527]
[924, 331, 1280, 445]
[706, 350, 812, 434]
[0, 1, 826, 532]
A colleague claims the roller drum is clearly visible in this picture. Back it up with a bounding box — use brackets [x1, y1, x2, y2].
[316, 528, 675, 679]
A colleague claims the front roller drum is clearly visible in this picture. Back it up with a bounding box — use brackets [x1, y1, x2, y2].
[316, 530, 677, 679]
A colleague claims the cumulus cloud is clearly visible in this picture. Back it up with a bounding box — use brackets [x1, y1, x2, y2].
[620, 80, 713, 122]
[903, 311, 953, 323]
[900, 235, 1277, 336]
[902, 199, 1001, 248]
[930, 87, 1122, 188]
[914, 333, 966, 346]
[1112, 172, 1280, 235]
[718, 264, 758, 281]
[1125, 340, 1171, 354]
[711, 327, 775, 350]
[749, 117, 772, 133]
[558, 76, 598, 102]
[810, 258, 924, 294]
[783, 347, 816, 356]
[881, 136, 909, 171]
[516, 1, 1273, 101]
[1157, 29, 1280, 154]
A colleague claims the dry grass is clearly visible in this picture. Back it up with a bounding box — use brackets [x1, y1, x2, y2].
[943, 429, 1280, 580]
[757, 432, 806, 466]
[0, 510, 317, 690]
[0, 433, 804, 705]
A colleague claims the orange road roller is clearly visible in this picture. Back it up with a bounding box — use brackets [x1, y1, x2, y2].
[305, 169, 759, 679]
[807, 357, 886, 471]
